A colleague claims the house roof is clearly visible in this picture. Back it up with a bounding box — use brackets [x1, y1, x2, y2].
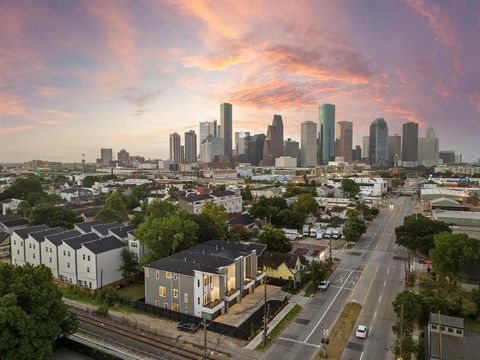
[82, 235, 124, 254]
[13, 224, 49, 239]
[181, 193, 213, 203]
[75, 220, 103, 233]
[0, 232, 9, 245]
[227, 213, 256, 227]
[259, 252, 302, 270]
[29, 227, 64, 242]
[91, 222, 121, 235]
[109, 224, 137, 239]
[45, 230, 81, 246]
[429, 329, 480, 360]
[430, 313, 464, 329]
[430, 197, 468, 208]
[63, 233, 100, 250]
[203, 239, 267, 256]
[146, 257, 220, 276]
[211, 190, 236, 197]
[0, 214, 29, 228]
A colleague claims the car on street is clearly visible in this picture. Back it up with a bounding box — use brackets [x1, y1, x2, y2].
[318, 280, 330, 291]
[355, 325, 368, 339]
[177, 322, 198, 333]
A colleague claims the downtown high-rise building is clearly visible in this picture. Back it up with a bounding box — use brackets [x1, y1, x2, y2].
[199, 120, 217, 144]
[284, 138, 300, 165]
[262, 114, 284, 166]
[402, 122, 419, 166]
[184, 130, 197, 164]
[169, 132, 181, 165]
[362, 136, 370, 160]
[352, 145, 362, 162]
[369, 118, 389, 168]
[220, 103, 233, 162]
[439, 150, 455, 164]
[318, 104, 336, 165]
[117, 149, 129, 167]
[418, 126, 439, 166]
[100, 148, 113, 167]
[335, 121, 353, 162]
[247, 134, 266, 166]
[301, 121, 317, 167]
[388, 134, 402, 167]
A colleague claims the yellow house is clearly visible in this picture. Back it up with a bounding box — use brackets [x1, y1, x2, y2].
[259, 252, 306, 286]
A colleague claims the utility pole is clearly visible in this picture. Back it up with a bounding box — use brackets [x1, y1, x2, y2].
[438, 311, 443, 360]
[329, 237, 332, 270]
[263, 276, 268, 347]
[399, 301, 404, 358]
[203, 318, 207, 360]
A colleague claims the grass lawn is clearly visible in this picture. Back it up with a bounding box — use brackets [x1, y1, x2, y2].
[315, 302, 362, 360]
[117, 282, 145, 301]
[465, 318, 480, 333]
[256, 304, 302, 350]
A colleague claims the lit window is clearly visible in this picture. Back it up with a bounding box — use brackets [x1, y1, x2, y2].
[172, 303, 179, 312]
[159, 286, 166, 297]
[166, 272, 172, 279]
[173, 289, 178, 298]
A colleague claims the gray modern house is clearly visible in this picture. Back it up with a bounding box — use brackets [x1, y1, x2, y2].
[144, 240, 267, 320]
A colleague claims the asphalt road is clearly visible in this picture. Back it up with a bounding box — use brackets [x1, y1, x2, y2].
[266, 196, 414, 360]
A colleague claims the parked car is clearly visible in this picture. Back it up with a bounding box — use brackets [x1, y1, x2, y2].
[177, 322, 198, 333]
[355, 325, 368, 338]
[316, 229, 325, 239]
[318, 280, 330, 291]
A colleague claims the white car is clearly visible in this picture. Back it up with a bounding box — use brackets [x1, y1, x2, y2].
[355, 325, 368, 339]
[318, 280, 330, 291]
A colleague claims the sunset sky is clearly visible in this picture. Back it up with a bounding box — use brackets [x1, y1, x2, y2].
[1, 0, 479, 163]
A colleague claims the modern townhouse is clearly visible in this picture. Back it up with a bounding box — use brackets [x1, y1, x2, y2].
[11, 224, 49, 265]
[126, 230, 144, 262]
[91, 222, 121, 237]
[58, 233, 100, 284]
[108, 224, 136, 242]
[76, 236, 125, 289]
[74, 220, 103, 234]
[42, 230, 81, 278]
[178, 190, 242, 215]
[144, 240, 266, 320]
[0, 215, 29, 263]
[24, 227, 64, 265]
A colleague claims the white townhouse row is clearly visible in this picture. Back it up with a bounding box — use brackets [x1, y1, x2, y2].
[10, 220, 144, 289]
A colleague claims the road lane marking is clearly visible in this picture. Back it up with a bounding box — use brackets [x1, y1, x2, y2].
[387, 268, 390, 274]
[378, 295, 382, 303]
[383, 280, 387, 287]
[304, 270, 354, 343]
[278, 337, 321, 348]
[374, 311, 377, 319]
[359, 351, 364, 360]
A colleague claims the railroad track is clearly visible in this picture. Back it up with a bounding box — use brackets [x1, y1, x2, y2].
[71, 309, 212, 360]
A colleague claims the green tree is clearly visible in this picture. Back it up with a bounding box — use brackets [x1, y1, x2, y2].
[118, 248, 140, 278]
[31, 203, 83, 229]
[147, 199, 179, 218]
[341, 179, 360, 199]
[471, 289, 480, 317]
[392, 291, 426, 322]
[96, 191, 128, 223]
[129, 214, 145, 226]
[430, 232, 480, 278]
[395, 214, 451, 256]
[343, 216, 366, 245]
[258, 226, 292, 253]
[242, 185, 253, 201]
[292, 194, 319, 219]
[0, 175, 43, 201]
[0, 263, 77, 359]
[135, 215, 198, 262]
[304, 260, 329, 289]
[16, 201, 32, 220]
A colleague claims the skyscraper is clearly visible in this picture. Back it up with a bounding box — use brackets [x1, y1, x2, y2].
[100, 148, 113, 167]
[362, 136, 370, 160]
[284, 138, 300, 165]
[199, 136, 224, 163]
[184, 130, 197, 164]
[352, 145, 362, 161]
[335, 121, 353, 162]
[169, 132, 181, 165]
[402, 122, 419, 166]
[117, 149, 129, 167]
[439, 150, 455, 164]
[369, 118, 389, 168]
[301, 121, 317, 167]
[262, 115, 284, 166]
[318, 104, 335, 165]
[199, 120, 217, 143]
[247, 134, 266, 166]
[418, 126, 439, 166]
[220, 103, 232, 162]
[388, 134, 402, 167]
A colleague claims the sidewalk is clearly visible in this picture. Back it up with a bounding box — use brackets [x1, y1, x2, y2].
[245, 290, 310, 350]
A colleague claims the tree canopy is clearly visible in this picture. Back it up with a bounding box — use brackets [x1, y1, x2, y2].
[119, 248, 140, 278]
[31, 203, 83, 229]
[292, 194, 319, 219]
[96, 191, 129, 223]
[0, 263, 77, 359]
[341, 179, 360, 199]
[395, 214, 451, 256]
[0, 175, 43, 201]
[430, 232, 480, 278]
[343, 214, 366, 244]
[258, 226, 292, 253]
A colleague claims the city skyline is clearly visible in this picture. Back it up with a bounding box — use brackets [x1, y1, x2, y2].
[1, 0, 480, 162]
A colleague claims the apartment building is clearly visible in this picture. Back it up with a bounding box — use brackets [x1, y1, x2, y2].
[144, 240, 266, 320]
[327, 177, 387, 197]
[178, 190, 242, 215]
[42, 230, 81, 278]
[24, 227, 64, 265]
[11, 224, 49, 265]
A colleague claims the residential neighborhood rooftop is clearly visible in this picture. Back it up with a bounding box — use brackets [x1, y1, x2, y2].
[82, 235, 125, 254]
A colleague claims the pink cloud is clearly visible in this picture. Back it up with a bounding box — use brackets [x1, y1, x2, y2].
[0, 125, 37, 135]
[36, 86, 63, 99]
[0, 93, 25, 117]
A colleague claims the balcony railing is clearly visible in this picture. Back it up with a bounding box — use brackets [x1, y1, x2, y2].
[255, 271, 266, 281]
[202, 298, 224, 314]
[223, 289, 240, 301]
[204, 298, 222, 309]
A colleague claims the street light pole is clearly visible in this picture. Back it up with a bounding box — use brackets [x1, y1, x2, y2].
[263, 275, 268, 347]
[203, 318, 207, 360]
